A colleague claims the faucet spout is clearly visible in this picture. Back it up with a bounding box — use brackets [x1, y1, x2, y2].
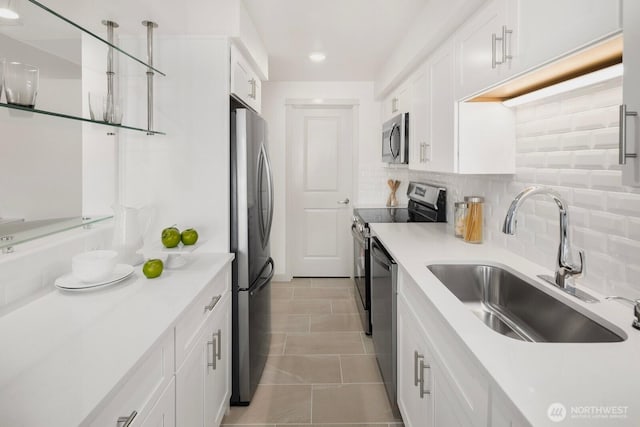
[502, 186, 584, 289]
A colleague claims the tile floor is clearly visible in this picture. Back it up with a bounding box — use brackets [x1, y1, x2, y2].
[221, 277, 404, 427]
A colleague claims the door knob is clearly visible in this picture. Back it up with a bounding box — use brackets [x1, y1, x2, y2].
[338, 198, 350, 205]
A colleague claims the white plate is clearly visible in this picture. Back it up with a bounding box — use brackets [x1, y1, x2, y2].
[55, 264, 135, 291]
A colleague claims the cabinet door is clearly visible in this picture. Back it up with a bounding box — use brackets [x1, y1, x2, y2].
[433, 369, 472, 427]
[139, 379, 176, 427]
[231, 45, 261, 112]
[455, 0, 509, 99]
[408, 64, 430, 171]
[622, 0, 640, 186]
[513, 0, 621, 73]
[204, 293, 232, 426]
[397, 296, 434, 427]
[427, 38, 456, 173]
[176, 327, 207, 427]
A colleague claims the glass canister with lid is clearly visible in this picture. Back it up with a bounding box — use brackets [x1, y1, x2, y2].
[463, 196, 484, 243]
[454, 202, 468, 238]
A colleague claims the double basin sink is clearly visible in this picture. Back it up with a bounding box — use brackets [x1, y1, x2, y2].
[427, 264, 625, 343]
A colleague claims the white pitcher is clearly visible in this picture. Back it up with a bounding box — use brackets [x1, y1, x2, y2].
[111, 204, 154, 265]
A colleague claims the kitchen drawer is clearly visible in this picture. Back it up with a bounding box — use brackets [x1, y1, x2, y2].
[175, 266, 230, 367]
[86, 331, 174, 427]
[398, 267, 489, 426]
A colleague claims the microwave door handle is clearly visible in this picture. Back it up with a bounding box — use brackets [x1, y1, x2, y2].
[389, 123, 398, 158]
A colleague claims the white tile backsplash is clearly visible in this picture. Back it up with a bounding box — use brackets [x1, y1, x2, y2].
[358, 77, 640, 297]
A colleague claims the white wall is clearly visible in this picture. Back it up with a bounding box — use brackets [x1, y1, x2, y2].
[262, 81, 380, 278]
[119, 36, 230, 251]
[404, 78, 640, 300]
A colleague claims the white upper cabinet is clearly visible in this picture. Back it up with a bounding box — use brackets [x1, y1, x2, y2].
[455, 0, 512, 100]
[426, 38, 456, 173]
[456, 0, 622, 100]
[512, 0, 621, 74]
[383, 82, 411, 122]
[231, 43, 262, 114]
[622, 0, 640, 186]
[409, 37, 515, 174]
[408, 64, 430, 170]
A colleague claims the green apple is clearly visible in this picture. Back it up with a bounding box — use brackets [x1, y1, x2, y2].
[161, 226, 181, 248]
[181, 228, 199, 246]
[143, 259, 164, 279]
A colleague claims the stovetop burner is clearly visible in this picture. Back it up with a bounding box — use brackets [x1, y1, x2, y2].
[354, 207, 411, 224]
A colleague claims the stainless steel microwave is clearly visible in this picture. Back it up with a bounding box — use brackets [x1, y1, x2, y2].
[382, 112, 409, 164]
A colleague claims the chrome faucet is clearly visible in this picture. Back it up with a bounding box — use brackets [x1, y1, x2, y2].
[503, 186, 584, 289]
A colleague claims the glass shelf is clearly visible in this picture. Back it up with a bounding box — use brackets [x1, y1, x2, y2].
[0, 102, 166, 135]
[0, 216, 113, 251]
[26, 0, 166, 76]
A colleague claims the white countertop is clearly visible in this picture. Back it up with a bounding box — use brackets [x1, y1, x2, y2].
[0, 253, 234, 427]
[370, 223, 640, 427]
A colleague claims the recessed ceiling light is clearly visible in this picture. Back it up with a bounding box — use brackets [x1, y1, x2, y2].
[309, 52, 326, 63]
[0, 7, 19, 19]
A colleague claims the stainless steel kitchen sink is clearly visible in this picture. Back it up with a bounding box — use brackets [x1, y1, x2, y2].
[427, 264, 625, 343]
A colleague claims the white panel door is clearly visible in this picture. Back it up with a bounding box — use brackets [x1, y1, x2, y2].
[288, 106, 353, 276]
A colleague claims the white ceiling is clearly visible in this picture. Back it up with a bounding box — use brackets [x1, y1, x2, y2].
[243, 0, 430, 81]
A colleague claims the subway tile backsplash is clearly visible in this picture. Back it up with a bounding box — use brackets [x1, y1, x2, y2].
[359, 77, 640, 299]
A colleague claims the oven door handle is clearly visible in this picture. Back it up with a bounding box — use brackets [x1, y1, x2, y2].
[351, 224, 368, 249]
[371, 247, 394, 271]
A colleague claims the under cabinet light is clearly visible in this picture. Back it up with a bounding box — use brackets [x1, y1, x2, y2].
[0, 0, 19, 19]
[309, 52, 326, 63]
[503, 63, 623, 107]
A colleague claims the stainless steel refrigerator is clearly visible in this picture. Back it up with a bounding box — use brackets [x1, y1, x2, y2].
[230, 107, 274, 405]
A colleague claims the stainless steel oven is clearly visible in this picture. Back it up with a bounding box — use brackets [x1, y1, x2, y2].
[351, 182, 446, 337]
[351, 217, 370, 335]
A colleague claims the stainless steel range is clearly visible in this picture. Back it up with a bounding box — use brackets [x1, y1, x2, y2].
[351, 182, 446, 334]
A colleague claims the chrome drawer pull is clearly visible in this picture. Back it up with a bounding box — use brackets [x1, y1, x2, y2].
[619, 104, 638, 165]
[414, 351, 424, 387]
[208, 335, 217, 370]
[419, 360, 431, 398]
[117, 410, 137, 427]
[204, 295, 222, 312]
[215, 329, 222, 361]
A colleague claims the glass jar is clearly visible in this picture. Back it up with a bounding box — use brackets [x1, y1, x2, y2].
[454, 202, 467, 238]
[463, 196, 484, 243]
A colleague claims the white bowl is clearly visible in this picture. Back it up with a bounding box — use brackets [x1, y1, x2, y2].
[72, 250, 118, 283]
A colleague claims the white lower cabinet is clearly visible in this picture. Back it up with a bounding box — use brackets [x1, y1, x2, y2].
[176, 291, 231, 427]
[397, 294, 434, 426]
[139, 379, 176, 427]
[396, 266, 529, 427]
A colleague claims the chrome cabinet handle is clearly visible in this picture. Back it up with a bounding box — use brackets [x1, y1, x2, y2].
[215, 329, 222, 361]
[248, 78, 257, 99]
[338, 198, 350, 205]
[502, 25, 513, 63]
[491, 32, 498, 69]
[207, 334, 217, 370]
[414, 351, 423, 386]
[392, 97, 398, 113]
[204, 295, 221, 312]
[117, 411, 137, 427]
[619, 104, 638, 165]
[419, 360, 431, 398]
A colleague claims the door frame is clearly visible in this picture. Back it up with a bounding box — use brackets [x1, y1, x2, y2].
[283, 99, 360, 280]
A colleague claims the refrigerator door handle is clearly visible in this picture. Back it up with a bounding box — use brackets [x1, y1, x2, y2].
[249, 257, 275, 296]
[262, 143, 275, 245]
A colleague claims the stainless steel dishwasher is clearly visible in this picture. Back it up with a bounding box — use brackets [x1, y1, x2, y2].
[370, 236, 399, 414]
